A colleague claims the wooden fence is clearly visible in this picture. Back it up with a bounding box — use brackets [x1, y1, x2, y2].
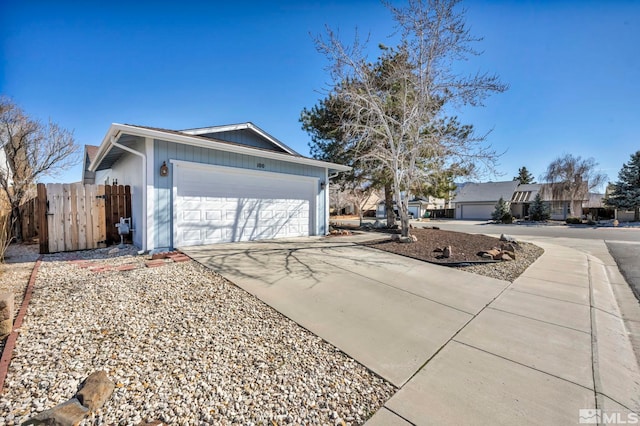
[37, 183, 132, 254]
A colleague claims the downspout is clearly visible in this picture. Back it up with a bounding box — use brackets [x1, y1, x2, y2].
[110, 134, 147, 254]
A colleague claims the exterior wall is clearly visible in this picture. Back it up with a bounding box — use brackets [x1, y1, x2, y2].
[94, 169, 111, 185]
[153, 139, 326, 250]
[107, 140, 145, 248]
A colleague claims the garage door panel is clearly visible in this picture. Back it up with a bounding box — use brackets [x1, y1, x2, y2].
[461, 204, 494, 219]
[175, 164, 315, 246]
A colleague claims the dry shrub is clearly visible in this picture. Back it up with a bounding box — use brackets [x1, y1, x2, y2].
[0, 213, 15, 263]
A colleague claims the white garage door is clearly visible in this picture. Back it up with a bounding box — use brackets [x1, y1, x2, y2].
[174, 161, 316, 246]
[461, 203, 494, 219]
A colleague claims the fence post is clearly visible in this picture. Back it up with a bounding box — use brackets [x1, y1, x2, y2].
[36, 184, 49, 254]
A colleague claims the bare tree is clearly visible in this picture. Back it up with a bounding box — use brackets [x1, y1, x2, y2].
[0, 96, 80, 241]
[542, 154, 606, 218]
[314, 0, 507, 237]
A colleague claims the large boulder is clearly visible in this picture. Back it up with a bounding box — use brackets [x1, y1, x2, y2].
[76, 370, 115, 411]
[0, 292, 13, 339]
[28, 398, 89, 426]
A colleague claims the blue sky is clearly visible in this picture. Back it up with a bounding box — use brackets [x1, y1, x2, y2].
[1, 1, 638, 189]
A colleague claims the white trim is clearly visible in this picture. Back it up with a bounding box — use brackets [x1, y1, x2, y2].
[109, 135, 147, 252]
[324, 168, 329, 235]
[170, 159, 319, 245]
[89, 123, 350, 173]
[145, 137, 155, 251]
[169, 159, 320, 183]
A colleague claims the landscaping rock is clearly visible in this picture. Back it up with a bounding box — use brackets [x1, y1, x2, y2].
[399, 236, 413, 243]
[443, 246, 452, 258]
[500, 234, 517, 243]
[503, 250, 516, 260]
[410, 235, 418, 242]
[373, 220, 385, 229]
[481, 253, 494, 259]
[27, 398, 89, 426]
[501, 243, 517, 252]
[391, 234, 400, 241]
[0, 292, 13, 339]
[75, 370, 115, 411]
[501, 253, 514, 261]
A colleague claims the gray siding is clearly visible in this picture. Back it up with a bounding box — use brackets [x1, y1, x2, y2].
[153, 139, 326, 249]
[199, 129, 286, 152]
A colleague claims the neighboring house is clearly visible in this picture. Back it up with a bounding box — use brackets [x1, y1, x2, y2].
[509, 183, 540, 219]
[453, 181, 519, 220]
[375, 195, 446, 219]
[454, 180, 593, 221]
[537, 183, 588, 220]
[81, 145, 99, 184]
[329, 187, 382, 216]
[86, 122, 350, 252]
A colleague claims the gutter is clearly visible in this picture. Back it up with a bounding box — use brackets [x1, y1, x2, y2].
[109, 134, 147, 254]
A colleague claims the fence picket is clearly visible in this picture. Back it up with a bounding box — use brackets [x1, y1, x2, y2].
[96, 185, 106, 247]
[86, 184, 95, 248]
[38, 183, 131, 253]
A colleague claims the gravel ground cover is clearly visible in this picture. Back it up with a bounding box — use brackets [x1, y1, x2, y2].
[0, 243, 40, 355]
[0, 248, 394, 425]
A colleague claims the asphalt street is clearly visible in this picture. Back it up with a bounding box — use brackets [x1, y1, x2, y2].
[607, 242, 640, 301]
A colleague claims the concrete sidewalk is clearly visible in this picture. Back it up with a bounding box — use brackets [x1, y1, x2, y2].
[183, 235, 640, 425]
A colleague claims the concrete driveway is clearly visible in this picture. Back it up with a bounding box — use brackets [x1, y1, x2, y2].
[184, 236, 509, 387]
[183, 234, 640, 425]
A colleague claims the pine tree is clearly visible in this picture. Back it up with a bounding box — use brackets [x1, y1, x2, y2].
[513, 166, 535, 184]
[492, 197, 511, 222]
[606, 151, 640, 221]
[529, 192, 549, 221]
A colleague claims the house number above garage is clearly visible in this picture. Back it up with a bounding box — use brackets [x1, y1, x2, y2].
[257, 163, 265, 169]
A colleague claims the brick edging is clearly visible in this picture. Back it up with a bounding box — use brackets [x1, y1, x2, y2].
[0, 256, 42, 392]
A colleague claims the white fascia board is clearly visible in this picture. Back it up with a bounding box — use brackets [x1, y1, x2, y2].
[88, 124, 120, 172]
[89, 123, 351, 173]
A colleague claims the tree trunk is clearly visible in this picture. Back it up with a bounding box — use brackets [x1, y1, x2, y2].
[400, 215, 410, 237]
[635, 207, 639, 222]
[11, 201, 22, 243]
[384, 182, 395, 227]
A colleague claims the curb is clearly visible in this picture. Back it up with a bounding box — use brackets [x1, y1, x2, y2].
[587, 253, 640, 414]
[0, 256, 42, 392]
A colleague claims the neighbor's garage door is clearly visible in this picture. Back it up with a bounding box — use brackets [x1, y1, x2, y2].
[174, 161, 316, 247]
[461, 203, 494, 219]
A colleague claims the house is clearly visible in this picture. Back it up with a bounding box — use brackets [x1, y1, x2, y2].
[537, 183, 588, 220]
[375, 195, 447, 219]
[453, 181, 519, 219]
[81, 145, 99, 184]
[454, 180, 593, 221]
[86, 122, 350, 252]
[509, 183, 540, 219]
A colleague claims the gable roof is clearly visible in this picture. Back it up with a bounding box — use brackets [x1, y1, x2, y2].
[180, 122, 300, 156]
[88, 123, 350, 173]
[453, 180, 519, 203]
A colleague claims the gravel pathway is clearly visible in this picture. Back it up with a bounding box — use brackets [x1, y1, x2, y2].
[0, 247, 395, 425]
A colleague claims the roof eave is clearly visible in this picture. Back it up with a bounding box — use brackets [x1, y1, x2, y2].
[89, 123, 351, 173]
